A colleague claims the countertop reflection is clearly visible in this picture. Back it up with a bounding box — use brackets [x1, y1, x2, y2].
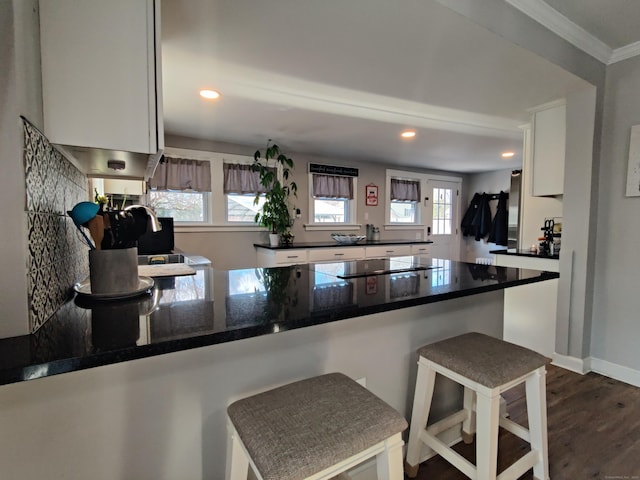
[0, 257, 558, 385]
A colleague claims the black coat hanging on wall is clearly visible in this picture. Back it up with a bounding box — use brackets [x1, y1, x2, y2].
[488, 191, 508, 246]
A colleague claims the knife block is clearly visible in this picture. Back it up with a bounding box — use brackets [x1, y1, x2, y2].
[89, 247, 138, 294]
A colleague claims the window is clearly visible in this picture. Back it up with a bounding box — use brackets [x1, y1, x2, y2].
[147, 156, 212, 222]
[146, 148, 278, 229]
[432, 187, 453, 235]
[309, 172, 357, 226]
[390, 178, 420, 224]
[148, 190, 208, 222]
[223, 163, 273, 223]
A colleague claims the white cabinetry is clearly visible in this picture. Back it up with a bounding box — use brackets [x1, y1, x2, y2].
[256, 249, 308, 267]
[308, 247, 365, 263]
[255, 243, 432, 267]
[39, 0, 163, 154]
[531, 102, 566, 196]
[410, 244, 431, 256]
[494, 254, 558, 357]
[365, 245, 412, 258]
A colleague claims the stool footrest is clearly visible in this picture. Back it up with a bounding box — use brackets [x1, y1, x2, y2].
[497, 450, 540, 480]
[421, 431, 476, 479]
[426, 409, 468, 437]
[499, 416, 530, 442]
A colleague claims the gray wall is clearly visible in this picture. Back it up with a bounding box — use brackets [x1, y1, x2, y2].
[591, 55, 640, 371]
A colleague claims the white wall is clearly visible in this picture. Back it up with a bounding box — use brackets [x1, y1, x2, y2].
[591, 55, 640, 371]
[0, 0, 40, 337]
[0, 293, 503, 480]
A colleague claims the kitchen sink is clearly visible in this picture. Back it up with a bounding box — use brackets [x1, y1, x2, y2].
[137, 254, 186, 265]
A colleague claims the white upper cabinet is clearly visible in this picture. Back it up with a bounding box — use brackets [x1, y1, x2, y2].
[531, 101, 566, 196]
[39, 0, 163, 154]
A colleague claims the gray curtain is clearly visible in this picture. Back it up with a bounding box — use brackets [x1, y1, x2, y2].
[390, 178, 420, 202]
[223, 163, 274, 194]
[313, 174, 353, 199]
[149, 157, 211, 192]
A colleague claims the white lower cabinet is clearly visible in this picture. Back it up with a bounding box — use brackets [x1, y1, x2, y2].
[494, 254, 559, 357]
[365, 245, 412, 258]
[256, 243, 432, 267]
[256, 249, 308, 267]
[308, 247, 365, 263]
[410, 244, 431, 256]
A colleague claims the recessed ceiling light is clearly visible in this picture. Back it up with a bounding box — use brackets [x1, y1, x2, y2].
[199, 89, 221, 100]
[401, 131, 416, 139]
[501, 151, 515, 158]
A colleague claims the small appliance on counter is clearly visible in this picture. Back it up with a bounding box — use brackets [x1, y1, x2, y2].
[538, 217, 561, 255]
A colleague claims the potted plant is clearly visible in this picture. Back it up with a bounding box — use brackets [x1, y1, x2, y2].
[252, 142, 297, 246]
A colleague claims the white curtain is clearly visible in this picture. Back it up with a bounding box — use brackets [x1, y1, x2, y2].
[312, 174, 353, 199]
[149, 157, 211, 192]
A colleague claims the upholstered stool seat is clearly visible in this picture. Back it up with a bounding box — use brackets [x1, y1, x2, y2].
[405, 332, 550, 480]
[227, 372, 408, 480]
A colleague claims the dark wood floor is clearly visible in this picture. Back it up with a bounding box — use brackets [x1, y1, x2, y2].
[407, 364, 640, 480]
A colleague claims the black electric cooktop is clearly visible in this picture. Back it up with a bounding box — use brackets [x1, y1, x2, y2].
[309, 256, 441, 279]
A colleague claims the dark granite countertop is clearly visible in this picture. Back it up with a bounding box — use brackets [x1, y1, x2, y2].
[0, 257, 558, 386]
[254, 239, 434, 250]
[490, 249, 560, 260]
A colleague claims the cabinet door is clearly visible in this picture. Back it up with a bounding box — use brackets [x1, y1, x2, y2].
[532, 104, 565, 196]
[365, 245, 412, 258]
[39, 0, 162, 154]
[308, 247, 365, 262]
[410, 244, 431, 256]
[274, 250, 308, 265]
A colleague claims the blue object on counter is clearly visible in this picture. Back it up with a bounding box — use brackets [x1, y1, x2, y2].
[68, 201, 99, 227]
[67, 202, 99, 249]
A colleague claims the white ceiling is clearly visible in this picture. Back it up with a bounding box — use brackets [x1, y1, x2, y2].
[161, 0, 595, 173]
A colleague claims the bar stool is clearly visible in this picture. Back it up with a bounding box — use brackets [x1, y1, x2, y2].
[405, 332, 550, 480]
[226, 372, 408, 480]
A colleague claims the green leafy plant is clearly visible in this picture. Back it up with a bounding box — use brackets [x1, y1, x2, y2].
[252, 142, 298, 235]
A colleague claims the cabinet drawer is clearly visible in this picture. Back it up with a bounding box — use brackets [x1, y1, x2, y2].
[274, 250, 308, 265]
[365, 245, 412, 258]
[308, 247, 364, 262]
[410, 244, 431, 255]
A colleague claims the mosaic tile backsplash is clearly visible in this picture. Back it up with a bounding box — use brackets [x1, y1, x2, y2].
[23, 119, 89, 333]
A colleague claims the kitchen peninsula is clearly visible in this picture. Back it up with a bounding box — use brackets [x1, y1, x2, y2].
[0, 258, 557, 479]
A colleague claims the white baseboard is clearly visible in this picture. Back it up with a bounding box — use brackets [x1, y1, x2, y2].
[589, 357, 640, 388]
[551, 353, 589, 373]
[552, 353, 640, 388]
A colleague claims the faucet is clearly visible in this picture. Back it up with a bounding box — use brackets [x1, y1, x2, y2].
[124, 205, 162, 232]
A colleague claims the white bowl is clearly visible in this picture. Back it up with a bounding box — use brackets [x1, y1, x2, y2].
[331, 234, 366, 245]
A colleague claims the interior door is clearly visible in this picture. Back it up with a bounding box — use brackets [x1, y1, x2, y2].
[426, 180, 461, 260]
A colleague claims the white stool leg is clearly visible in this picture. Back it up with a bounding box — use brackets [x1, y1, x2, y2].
[526, 367, 550, 480]
[226, 423, 250, 480]
[376, 433, 405, 480]
[475, 389, 500, 480]
[405, 361, 437, 478]
[462, 386, 476, 443]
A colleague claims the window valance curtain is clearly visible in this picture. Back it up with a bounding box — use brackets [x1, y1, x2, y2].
[312, 174, 354, 199]
[390, 178, 420, 202]
[223, 163, 275, 194]
[149, 157, 212, 192]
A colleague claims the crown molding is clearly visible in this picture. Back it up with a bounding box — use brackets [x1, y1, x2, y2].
[609, 40, 640, 64]
[505, 0, 613, 64]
